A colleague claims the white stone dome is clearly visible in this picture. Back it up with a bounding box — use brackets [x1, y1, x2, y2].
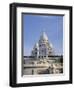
[50, 43, 53, 48]
[34, 43, 39, 49]
[40, 32, 48, 41]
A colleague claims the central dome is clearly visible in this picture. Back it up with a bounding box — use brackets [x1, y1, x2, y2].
[40, 32, 48, 41]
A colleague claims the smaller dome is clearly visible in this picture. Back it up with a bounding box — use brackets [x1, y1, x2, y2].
[34, 43, 39, 49]
[50, 43, 53, 48]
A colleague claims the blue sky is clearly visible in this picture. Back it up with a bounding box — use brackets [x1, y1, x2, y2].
[22, 14, 63, 56]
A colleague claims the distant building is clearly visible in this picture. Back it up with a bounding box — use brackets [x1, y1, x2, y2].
[31, 32, 54, 59]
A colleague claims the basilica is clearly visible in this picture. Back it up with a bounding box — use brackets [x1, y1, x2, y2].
[31, 32, 54, 59]
[23, 32, 63, 75]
